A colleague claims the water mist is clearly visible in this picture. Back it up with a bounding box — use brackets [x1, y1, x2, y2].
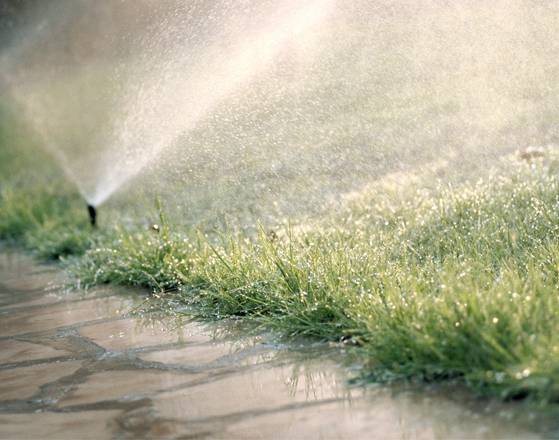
[2, 0, 559, 228]
[0, 0, 334, 208]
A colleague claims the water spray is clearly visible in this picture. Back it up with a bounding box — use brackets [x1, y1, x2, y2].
[87, 204, 97, 227]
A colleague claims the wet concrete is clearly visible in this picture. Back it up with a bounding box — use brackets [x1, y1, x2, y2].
[0, 251, 557, 439]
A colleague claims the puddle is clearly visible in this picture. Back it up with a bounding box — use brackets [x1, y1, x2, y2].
[0, 251, 557, 439]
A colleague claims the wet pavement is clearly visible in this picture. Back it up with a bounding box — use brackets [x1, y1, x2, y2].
[0, 251, 556, 439]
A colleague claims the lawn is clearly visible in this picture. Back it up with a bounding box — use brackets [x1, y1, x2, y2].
[2, 122, 559, 403]
[3, 0, 559, 406]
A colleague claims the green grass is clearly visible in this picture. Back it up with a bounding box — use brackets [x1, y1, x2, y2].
[0, 182, 97, 259]
[3, 134, 559, 403]
[4, 0, 559, 412]
[0, 107, 98, 259]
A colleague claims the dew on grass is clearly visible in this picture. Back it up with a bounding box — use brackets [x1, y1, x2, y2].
[3, 0, 559, 412]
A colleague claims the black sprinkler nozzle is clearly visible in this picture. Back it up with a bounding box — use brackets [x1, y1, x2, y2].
[87, 204, 97, 227]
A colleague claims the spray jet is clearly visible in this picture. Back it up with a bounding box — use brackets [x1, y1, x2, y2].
[87, 204, 97, 227]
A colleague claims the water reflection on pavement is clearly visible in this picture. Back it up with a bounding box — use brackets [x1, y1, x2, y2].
[0, 252, 554, 439]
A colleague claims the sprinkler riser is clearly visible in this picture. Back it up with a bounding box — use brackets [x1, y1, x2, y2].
[87, 204, 97, 227]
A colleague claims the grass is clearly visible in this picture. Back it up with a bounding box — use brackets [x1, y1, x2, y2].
[67, 164, 559, 402]
[0, 182, 96, 259]
[3, 2, 559, 417]
[3, 135, 559, 404]
[0, 107, 97, 259]
[2, 88, 559, 404]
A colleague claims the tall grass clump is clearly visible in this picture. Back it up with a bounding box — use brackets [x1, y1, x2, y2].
[66, 159, 559, 402]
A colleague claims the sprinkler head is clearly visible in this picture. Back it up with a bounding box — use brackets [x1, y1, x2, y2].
[87, 204, 97, 227]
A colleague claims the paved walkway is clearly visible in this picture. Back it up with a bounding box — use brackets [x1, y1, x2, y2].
[0, 252, 547, 439]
